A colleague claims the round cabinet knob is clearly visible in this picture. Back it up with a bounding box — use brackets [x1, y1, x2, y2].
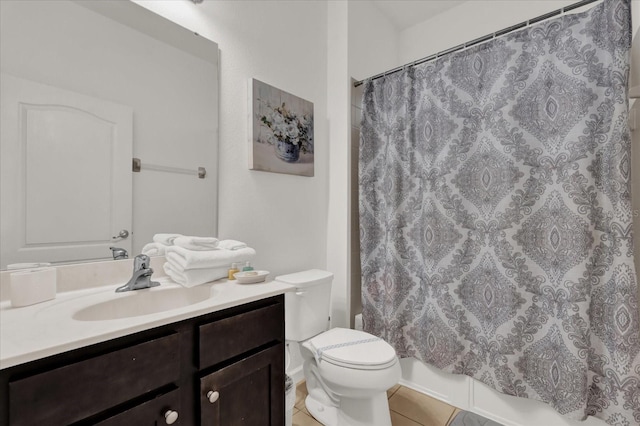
[207, 390, 220, 404]
[164, 410, 179, 424]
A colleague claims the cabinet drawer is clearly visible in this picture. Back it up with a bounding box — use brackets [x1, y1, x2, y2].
[9, 333, 179, 426]
[95, 388, 181, 426]
[199, 301, 283, 369]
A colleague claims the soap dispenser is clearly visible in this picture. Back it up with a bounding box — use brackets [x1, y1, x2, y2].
[228, 263, 240, 280]
[242, 261, 254, 272]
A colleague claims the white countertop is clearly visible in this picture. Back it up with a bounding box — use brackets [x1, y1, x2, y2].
[0, 277, 292, 370]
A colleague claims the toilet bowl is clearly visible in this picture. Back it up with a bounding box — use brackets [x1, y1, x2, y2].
[301, 328, 401, 426]
[278, 270, 400, 426]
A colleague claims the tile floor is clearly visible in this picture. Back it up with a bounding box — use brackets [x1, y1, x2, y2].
[292, 382, 462, 426]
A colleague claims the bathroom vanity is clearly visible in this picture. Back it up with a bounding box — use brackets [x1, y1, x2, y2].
[0, 278, 290, 426]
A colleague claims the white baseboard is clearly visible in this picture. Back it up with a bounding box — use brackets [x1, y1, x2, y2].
[398, 357, 606, 426]
[287, 364, 305, 385]
[397, 377, 452, 405]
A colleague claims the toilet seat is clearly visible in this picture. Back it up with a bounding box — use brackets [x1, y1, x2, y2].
[305, 328, 397, 370]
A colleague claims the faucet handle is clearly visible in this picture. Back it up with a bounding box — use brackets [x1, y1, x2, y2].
[110, 247, 128, 260]
[133, 254, 150, 271]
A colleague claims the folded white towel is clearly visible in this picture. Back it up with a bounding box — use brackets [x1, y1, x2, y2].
[163, 262, 227, 287]
[153, 233, 182, 246]
[141, 242, 166, 256]
[165, 245, 256, 270]
[174, 236, 219, 251]
[217, 239, 248, 250]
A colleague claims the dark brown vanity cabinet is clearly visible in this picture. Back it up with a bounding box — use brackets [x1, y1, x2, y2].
[0, 295, 285, 426]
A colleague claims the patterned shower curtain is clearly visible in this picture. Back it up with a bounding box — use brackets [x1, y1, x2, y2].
[359, 0, 638, 424]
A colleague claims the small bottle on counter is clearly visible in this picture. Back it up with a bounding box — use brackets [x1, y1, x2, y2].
[242, 261, 254, 272]
[228, 263, 240, 280]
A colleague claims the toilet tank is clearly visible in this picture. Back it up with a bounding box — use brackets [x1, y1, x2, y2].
[277, 269, 334, 342]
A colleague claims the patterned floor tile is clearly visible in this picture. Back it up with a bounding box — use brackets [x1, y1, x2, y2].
[296, 381, 460, 426]
[446, 408, 463, 426]
[389, 386, 455, 426]
[295, 381, 308, 410]
[292, 410, 323, 426]
[387, 383, 401, 399]
[391, 410, 423, 425]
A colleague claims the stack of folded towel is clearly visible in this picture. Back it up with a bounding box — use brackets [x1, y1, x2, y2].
[141, 234, 179, 256]
[153, 236, 255, 287]
[142, 234, 220, 256]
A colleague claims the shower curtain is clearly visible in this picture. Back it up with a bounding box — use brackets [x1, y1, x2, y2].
[359, 0, 638, 424]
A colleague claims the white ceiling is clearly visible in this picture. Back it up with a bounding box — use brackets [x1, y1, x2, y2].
[371, 0, 467, 31]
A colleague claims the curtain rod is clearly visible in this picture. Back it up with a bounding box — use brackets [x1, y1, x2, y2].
[353, 0, 601, 87]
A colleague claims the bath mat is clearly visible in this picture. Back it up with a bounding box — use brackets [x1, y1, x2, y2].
[449, 411, 504, 426]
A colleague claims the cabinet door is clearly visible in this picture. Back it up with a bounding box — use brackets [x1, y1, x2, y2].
[200, 343, 284, 426]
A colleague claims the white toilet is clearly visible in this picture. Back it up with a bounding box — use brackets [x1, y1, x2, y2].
[276, 269, 401, 426]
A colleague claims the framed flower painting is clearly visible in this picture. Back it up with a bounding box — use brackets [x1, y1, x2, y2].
[249, 78, 314, 177]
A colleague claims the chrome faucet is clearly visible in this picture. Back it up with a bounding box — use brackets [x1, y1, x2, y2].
[115, 254, 160, 292]
[110, 246, 128, 260]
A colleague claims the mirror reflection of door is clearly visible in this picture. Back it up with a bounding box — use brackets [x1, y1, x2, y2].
[0, 74, 133, 268]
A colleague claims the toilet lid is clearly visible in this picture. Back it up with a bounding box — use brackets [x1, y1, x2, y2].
[307, 328, 397, 369]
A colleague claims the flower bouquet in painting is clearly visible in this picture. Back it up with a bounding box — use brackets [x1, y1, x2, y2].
[259, 101, 313, 163]
[249, 78, 314, 177]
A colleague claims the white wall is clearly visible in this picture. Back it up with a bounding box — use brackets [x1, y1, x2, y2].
[326, 0, 351, 330]
[348, 0, 400, 81]
[400, 1, 584, 64]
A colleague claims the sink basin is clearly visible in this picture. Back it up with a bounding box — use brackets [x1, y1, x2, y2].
[72, 286, 212, 321]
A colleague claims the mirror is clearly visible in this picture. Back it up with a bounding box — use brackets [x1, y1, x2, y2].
[0, 0, 219, 269]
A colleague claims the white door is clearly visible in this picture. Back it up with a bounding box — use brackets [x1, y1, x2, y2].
[0, 73, 133, 268]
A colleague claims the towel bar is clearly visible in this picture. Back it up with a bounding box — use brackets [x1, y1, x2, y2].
[132, 158, 206, 179]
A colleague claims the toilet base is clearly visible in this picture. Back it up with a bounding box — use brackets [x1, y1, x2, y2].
[338, 392, 392, 426]
[306, 392, 392, 426]
[306, 393, 338, 425]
